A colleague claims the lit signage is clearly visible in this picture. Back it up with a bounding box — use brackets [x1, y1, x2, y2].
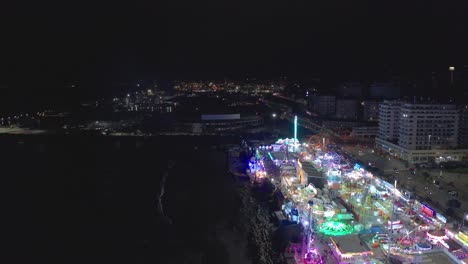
[457, 232, 468, 245]
[421, 204, 435, 218]
[436, 214, 447, 223]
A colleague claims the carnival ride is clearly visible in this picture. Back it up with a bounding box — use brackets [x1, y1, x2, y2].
[307, 134, 323, 150]
[248, 118, 453, 262]
[318, 221, 354, 236]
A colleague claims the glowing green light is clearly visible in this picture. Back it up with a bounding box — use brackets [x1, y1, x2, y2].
[318, 221, 354, 236]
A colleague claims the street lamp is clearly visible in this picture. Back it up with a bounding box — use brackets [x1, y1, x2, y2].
[449, 66, 455, 87]
[272, 113, 277, 118]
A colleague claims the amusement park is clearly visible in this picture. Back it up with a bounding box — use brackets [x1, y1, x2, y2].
[246, 116, 468, 264]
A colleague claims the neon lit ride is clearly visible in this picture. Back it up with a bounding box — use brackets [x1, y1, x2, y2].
[318, 221, 354, 236]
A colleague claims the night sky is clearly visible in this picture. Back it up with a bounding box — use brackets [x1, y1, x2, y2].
[1, 1, 467, 95]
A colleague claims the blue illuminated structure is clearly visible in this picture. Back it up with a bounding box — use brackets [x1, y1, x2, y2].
[294, 115, 298, 144]
[268, 152, 274, 160]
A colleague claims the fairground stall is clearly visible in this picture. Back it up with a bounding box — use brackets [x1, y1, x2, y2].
[412, 201, 447, 229]
[329, 235, 373, 263]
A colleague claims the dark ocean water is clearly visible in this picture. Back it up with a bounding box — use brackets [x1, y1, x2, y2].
[2, 135, 240, 264]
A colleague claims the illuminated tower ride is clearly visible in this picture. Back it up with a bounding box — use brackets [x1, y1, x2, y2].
[294, 115, 298, 143]
[293, 115, 298, 151]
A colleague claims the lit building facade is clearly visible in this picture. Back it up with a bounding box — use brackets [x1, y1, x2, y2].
[377, 101, 401, 142]
[362, 100, 380, 121]
[459, 107, 468, 148]
[376, 101, 468, 163]
[398, 104, 458, 150]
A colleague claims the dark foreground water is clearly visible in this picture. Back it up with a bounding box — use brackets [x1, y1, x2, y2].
[2, 135, 240, 264]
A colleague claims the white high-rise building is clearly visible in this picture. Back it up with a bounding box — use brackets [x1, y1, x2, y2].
[398, 104, 458, 150]
[376, 101, 467, 163]
[377, 101, 401, 142]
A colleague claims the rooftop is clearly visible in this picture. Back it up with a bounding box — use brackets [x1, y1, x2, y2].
[331, 235, 371, 254]
[271, 151, 286, 161]
[301, 162, 322, 176]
